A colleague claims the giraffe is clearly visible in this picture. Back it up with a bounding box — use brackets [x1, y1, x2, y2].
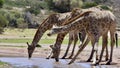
[68, 7, 110, 62]
[46, 45, 55, 59]
[46, 30, 79, 59]
[47, 10, 117, 65]
[61, 7, 104, 59]
[26, 12, 71, 59]
[48, 7, 109, 61]
[26, 11, 87, 59]
[61, 7, 101, 59]
[47, 11, 94, 61]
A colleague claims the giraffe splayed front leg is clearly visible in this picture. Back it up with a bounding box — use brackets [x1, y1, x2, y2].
[68, 35, 90, 64]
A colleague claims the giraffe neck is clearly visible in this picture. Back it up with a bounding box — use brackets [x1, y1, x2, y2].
[31, 12, 71, 46]
[55, 12, 71, 26]
[31, 26, 47, 46]
[54, 33, 67, 50]
[58, 17, 84, 34]
[31, 17, 54, 46]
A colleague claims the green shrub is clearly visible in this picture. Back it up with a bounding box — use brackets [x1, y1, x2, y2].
[71, 0, 83, 8]
[99, 5, 112, 11]
[82, 2, 98, 9]
[0, 0, 4, 8]
[28, 7, 40, 16]
[38, 1, 49, 9]
[94, 0, 102, 4]
[45, 0, 54, 10]
[0, 14, 8, 33]
[4, 6, 13, 10]
[0, 9, 7, 16]
[14, 11, 21, 18]
[17, 18, 27, 28]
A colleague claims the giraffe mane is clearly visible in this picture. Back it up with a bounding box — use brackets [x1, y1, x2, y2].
[62, 11, 92, 25]
[71, 8, 81, 13]
[61, 8, 81, 25]
[40, 13, 57, 26]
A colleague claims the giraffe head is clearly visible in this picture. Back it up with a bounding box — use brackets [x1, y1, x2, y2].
[49, 45, 56, 57]
[61, 8, 83, 25]
[27, 42, 35, 59]
[49, 45, 60, 61]
[71, 8, 82, 17]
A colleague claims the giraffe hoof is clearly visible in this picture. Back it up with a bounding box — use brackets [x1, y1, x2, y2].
[46, 57, 50, 59]
[86, 59, 91, 62]
[96, 62, 99, 65]
[68, 62, 72, 65]
[106, 60, 111, 65]
[51, 56, 54, 58]
[68, 56, 72, 59]
[68, 60, 74, 65]
[92, 62, 99, 66]
[106, 62, 111, 65]
[96, 58, 99, 60]
[61, 57, 66, 59]
[55, 58, 59, 62]
[68, 57, 72, 59]
[105, 58, 109, 61]
[46, 57, 49, 59]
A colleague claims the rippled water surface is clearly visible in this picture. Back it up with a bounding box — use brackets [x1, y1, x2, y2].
[0, 57, 118, 68]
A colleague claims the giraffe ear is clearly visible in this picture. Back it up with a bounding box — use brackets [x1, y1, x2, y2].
[26, 42, 30, 46]
[49, 45, 53, 48]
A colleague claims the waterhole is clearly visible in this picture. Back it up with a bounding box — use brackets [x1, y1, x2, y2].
[0, 57, 117, 68]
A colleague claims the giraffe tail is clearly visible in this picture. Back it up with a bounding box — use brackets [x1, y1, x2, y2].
[115, 32, 118, 48]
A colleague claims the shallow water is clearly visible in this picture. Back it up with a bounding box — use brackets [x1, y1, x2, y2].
[0, 57, 118, 68]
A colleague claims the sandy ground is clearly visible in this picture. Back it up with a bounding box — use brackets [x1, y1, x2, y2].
[0, 44, 120, 67]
